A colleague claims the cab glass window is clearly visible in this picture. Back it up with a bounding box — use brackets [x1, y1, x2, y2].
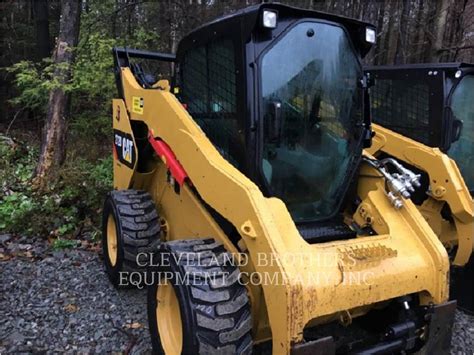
[260, 22, 363, 222]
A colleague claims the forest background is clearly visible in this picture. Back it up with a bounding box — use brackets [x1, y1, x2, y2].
[0, 0, 473, 246]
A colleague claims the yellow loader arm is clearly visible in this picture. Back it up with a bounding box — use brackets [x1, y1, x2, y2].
[366, 124, 474, 266]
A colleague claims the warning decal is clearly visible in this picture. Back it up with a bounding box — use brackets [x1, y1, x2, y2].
[132, 96, 144, 114]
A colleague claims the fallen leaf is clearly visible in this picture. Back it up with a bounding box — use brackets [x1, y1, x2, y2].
[64, 304, 79, 313]
[125, 322, 142, 329]
[0, 253, 11, 261]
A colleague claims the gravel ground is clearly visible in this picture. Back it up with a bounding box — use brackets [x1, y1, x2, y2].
[451, 311, 474, 355]
[0, 236, 151, 354]
[1, 235, 473, 354]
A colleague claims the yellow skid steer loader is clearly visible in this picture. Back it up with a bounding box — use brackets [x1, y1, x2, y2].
[366, 64, 474, 313]
[102, 4, 456, 354]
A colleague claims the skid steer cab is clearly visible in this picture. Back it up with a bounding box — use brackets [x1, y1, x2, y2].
[366, 63, 474, 190]
[365, 63, 474, 313]
[103, 3, 456, 354]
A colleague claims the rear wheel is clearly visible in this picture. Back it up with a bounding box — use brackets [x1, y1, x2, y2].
[102, 190, 161, 287]
[147, 239, 253, 354]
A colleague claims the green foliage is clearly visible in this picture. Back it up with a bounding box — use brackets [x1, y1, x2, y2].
[52, 238, 78, 250]
[1, 0, 163, 240]
[73, 35, 117, 99]
[0, 193, 36, 232]
[6, 27, 160, 140]
[6, 58, 78, 113]
[6, 60, 50, 112]
[0, 137, 112, 237]
[69, 34, 118, 140]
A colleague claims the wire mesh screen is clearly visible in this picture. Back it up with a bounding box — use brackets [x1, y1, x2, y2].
[179, 38, 241, 167]
[371, 79, 431, 145]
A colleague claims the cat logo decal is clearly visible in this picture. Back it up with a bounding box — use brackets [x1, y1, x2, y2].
[113, 130, 136, 169]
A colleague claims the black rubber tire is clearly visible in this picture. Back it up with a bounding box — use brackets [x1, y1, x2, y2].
[102, 190, 161, 288]
[147, 239, 253, 355]
[450, 255, 474, 314]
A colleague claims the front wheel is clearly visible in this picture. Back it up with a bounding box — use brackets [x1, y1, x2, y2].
[147, 239, 253, 354]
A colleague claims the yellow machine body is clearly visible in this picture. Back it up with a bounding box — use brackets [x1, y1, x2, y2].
[111, 68, 450, 353]
[366, 124, 474, 266]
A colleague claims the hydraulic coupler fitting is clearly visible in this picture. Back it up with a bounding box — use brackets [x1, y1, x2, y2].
[386, 173, 412, 199]
[381, 158, 422, 189]
[363, 157, 421, 209]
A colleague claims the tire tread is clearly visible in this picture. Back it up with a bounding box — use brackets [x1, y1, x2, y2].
[108, 190, 160, 274]
[161, 239, 252, 354]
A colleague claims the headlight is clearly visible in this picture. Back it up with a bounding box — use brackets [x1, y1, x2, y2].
[365, 27, 376, 44]
[262, 10, 278, 29]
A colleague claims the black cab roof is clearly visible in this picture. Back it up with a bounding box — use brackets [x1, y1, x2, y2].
[176, 3, 375, 59]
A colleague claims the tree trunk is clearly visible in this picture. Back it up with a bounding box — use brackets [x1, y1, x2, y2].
[394, 0, 410, 64]
[430, 0, 450, 62]
[34, 0, 81, 189]
[168, 0, 179, 75]
[371, 0, 386, 65]
[112, 0, 119, 38]
[33, 0, 51, 60]
[413, 0, 428, 63]
[385, 1, 401, 64]
[457, 0, 474, 61]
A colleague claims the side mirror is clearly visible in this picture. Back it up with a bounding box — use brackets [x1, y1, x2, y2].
[268, 100, 282, 143]
[451, 119, 463, 143]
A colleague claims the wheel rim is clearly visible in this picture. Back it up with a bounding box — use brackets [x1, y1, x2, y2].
[107, 214, 118, 266]
[156, 280, 183, 355]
